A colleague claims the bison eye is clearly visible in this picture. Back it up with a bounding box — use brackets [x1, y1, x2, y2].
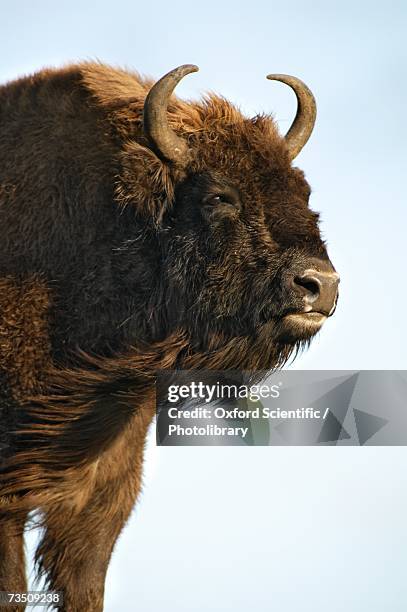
[204, 194, 237, 207]
[213, 195, 229, 204]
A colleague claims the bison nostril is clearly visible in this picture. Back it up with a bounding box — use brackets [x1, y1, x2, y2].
[293, 275, 321, 300]
[285, 260, 339, 316]
[289, 264, 339, 315]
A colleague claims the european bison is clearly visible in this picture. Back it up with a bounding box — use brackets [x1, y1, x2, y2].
[0, 63, 339, 610]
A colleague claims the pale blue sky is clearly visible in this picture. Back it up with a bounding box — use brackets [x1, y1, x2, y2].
[2, 1, 406, 610]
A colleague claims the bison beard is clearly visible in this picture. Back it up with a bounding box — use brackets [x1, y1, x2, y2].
[0, 63, 338, 610]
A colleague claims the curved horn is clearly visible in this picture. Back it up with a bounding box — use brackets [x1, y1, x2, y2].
[266, 74, 317, 160]
[143, 64, 199, 166]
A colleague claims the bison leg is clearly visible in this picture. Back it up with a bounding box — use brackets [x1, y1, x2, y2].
[0, 515, 27, 612]
[36, 470, 142, 611]
[35, 416, 148, 612]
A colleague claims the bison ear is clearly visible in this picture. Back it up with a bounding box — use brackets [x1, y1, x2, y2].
[115, 141, 180, 219]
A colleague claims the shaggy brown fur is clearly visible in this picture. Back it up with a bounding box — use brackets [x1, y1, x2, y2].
[0, 277, 51, 401]
[0, 62, 335, 611]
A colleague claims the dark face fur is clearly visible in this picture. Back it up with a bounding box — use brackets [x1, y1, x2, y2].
[156, 127, 338, 367]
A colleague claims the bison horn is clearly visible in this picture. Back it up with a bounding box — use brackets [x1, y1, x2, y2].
[266, 74, 317, 160]
[143, 64, 199, 166]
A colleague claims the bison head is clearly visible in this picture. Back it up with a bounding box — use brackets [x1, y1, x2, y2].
[117, 65, 339, 370]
